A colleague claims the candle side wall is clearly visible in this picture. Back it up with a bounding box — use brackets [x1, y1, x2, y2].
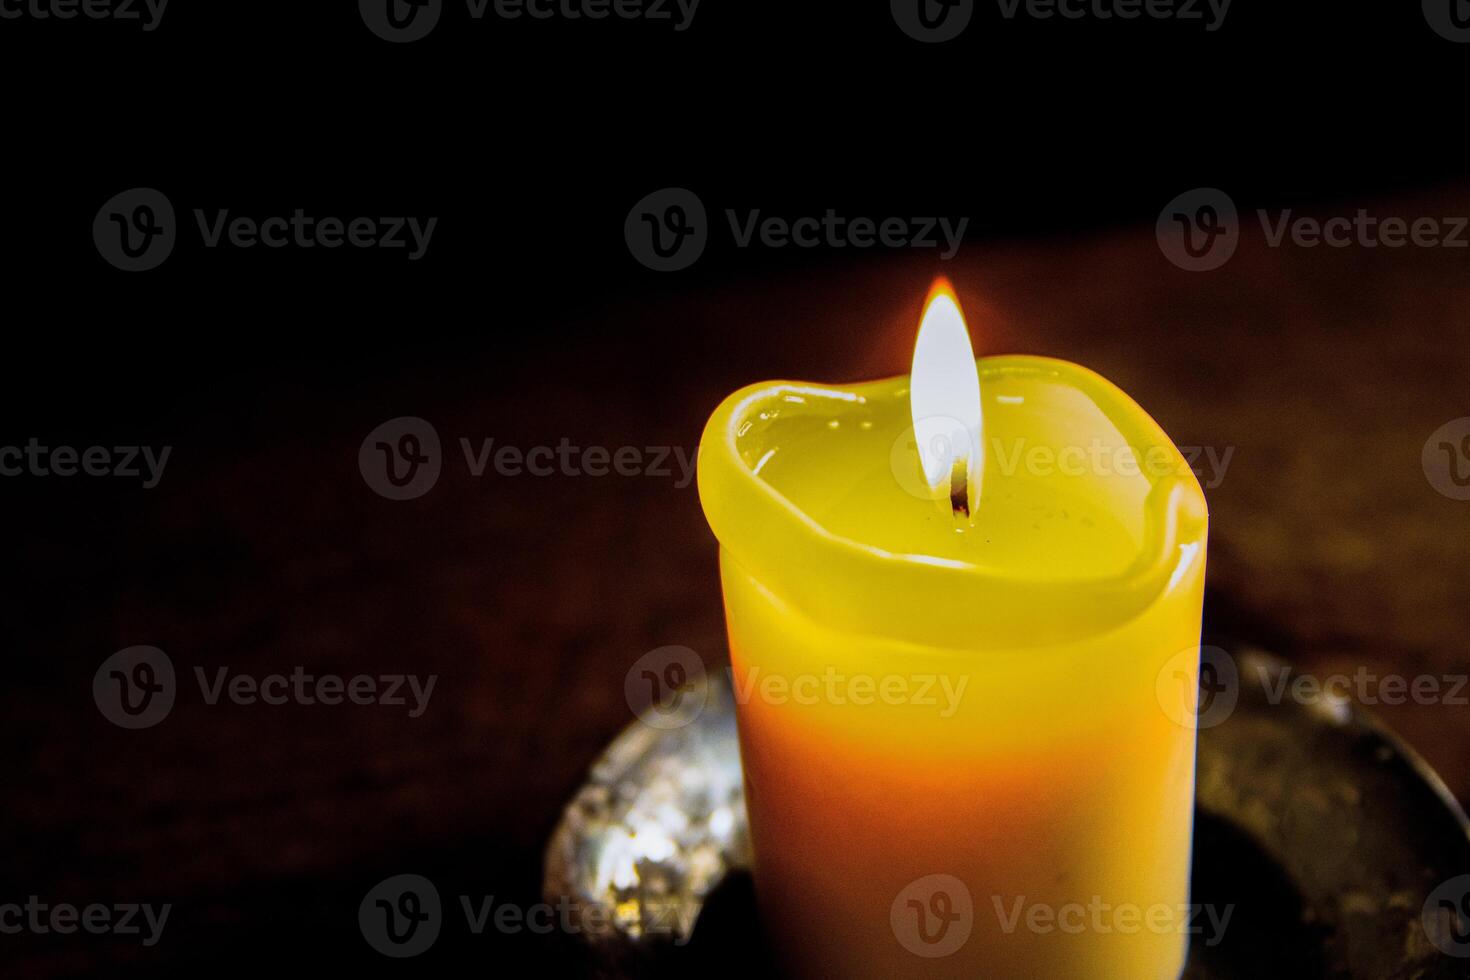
[720, 543, 1205, 980]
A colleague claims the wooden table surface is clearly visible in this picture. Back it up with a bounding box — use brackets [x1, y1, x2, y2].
[5, 185, 1469, 976]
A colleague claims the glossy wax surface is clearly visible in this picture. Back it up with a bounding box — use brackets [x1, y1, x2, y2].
[744, 372, 1142, 578]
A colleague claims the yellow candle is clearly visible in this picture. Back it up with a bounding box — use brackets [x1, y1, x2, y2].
[696, 282, 1208, 978]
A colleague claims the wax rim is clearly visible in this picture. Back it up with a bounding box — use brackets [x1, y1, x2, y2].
[697, 355, 1209, 648]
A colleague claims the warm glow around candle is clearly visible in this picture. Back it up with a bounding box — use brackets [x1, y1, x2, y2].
[910, 278, 982, 515]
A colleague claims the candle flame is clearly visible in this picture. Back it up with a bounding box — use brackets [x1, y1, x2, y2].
[910, 278, 982, 516]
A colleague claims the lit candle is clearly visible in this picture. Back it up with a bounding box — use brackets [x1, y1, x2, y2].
[696, 280, 1208, 978]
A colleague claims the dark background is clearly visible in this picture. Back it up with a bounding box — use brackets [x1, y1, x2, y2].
[3, 1, 1469, 976]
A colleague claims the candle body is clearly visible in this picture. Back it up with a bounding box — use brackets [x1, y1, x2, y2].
[699, 356, 1208, 979]
[723, 553, 1202, 977]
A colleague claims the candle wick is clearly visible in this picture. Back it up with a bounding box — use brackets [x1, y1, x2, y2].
[949, 457, 969, 519]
